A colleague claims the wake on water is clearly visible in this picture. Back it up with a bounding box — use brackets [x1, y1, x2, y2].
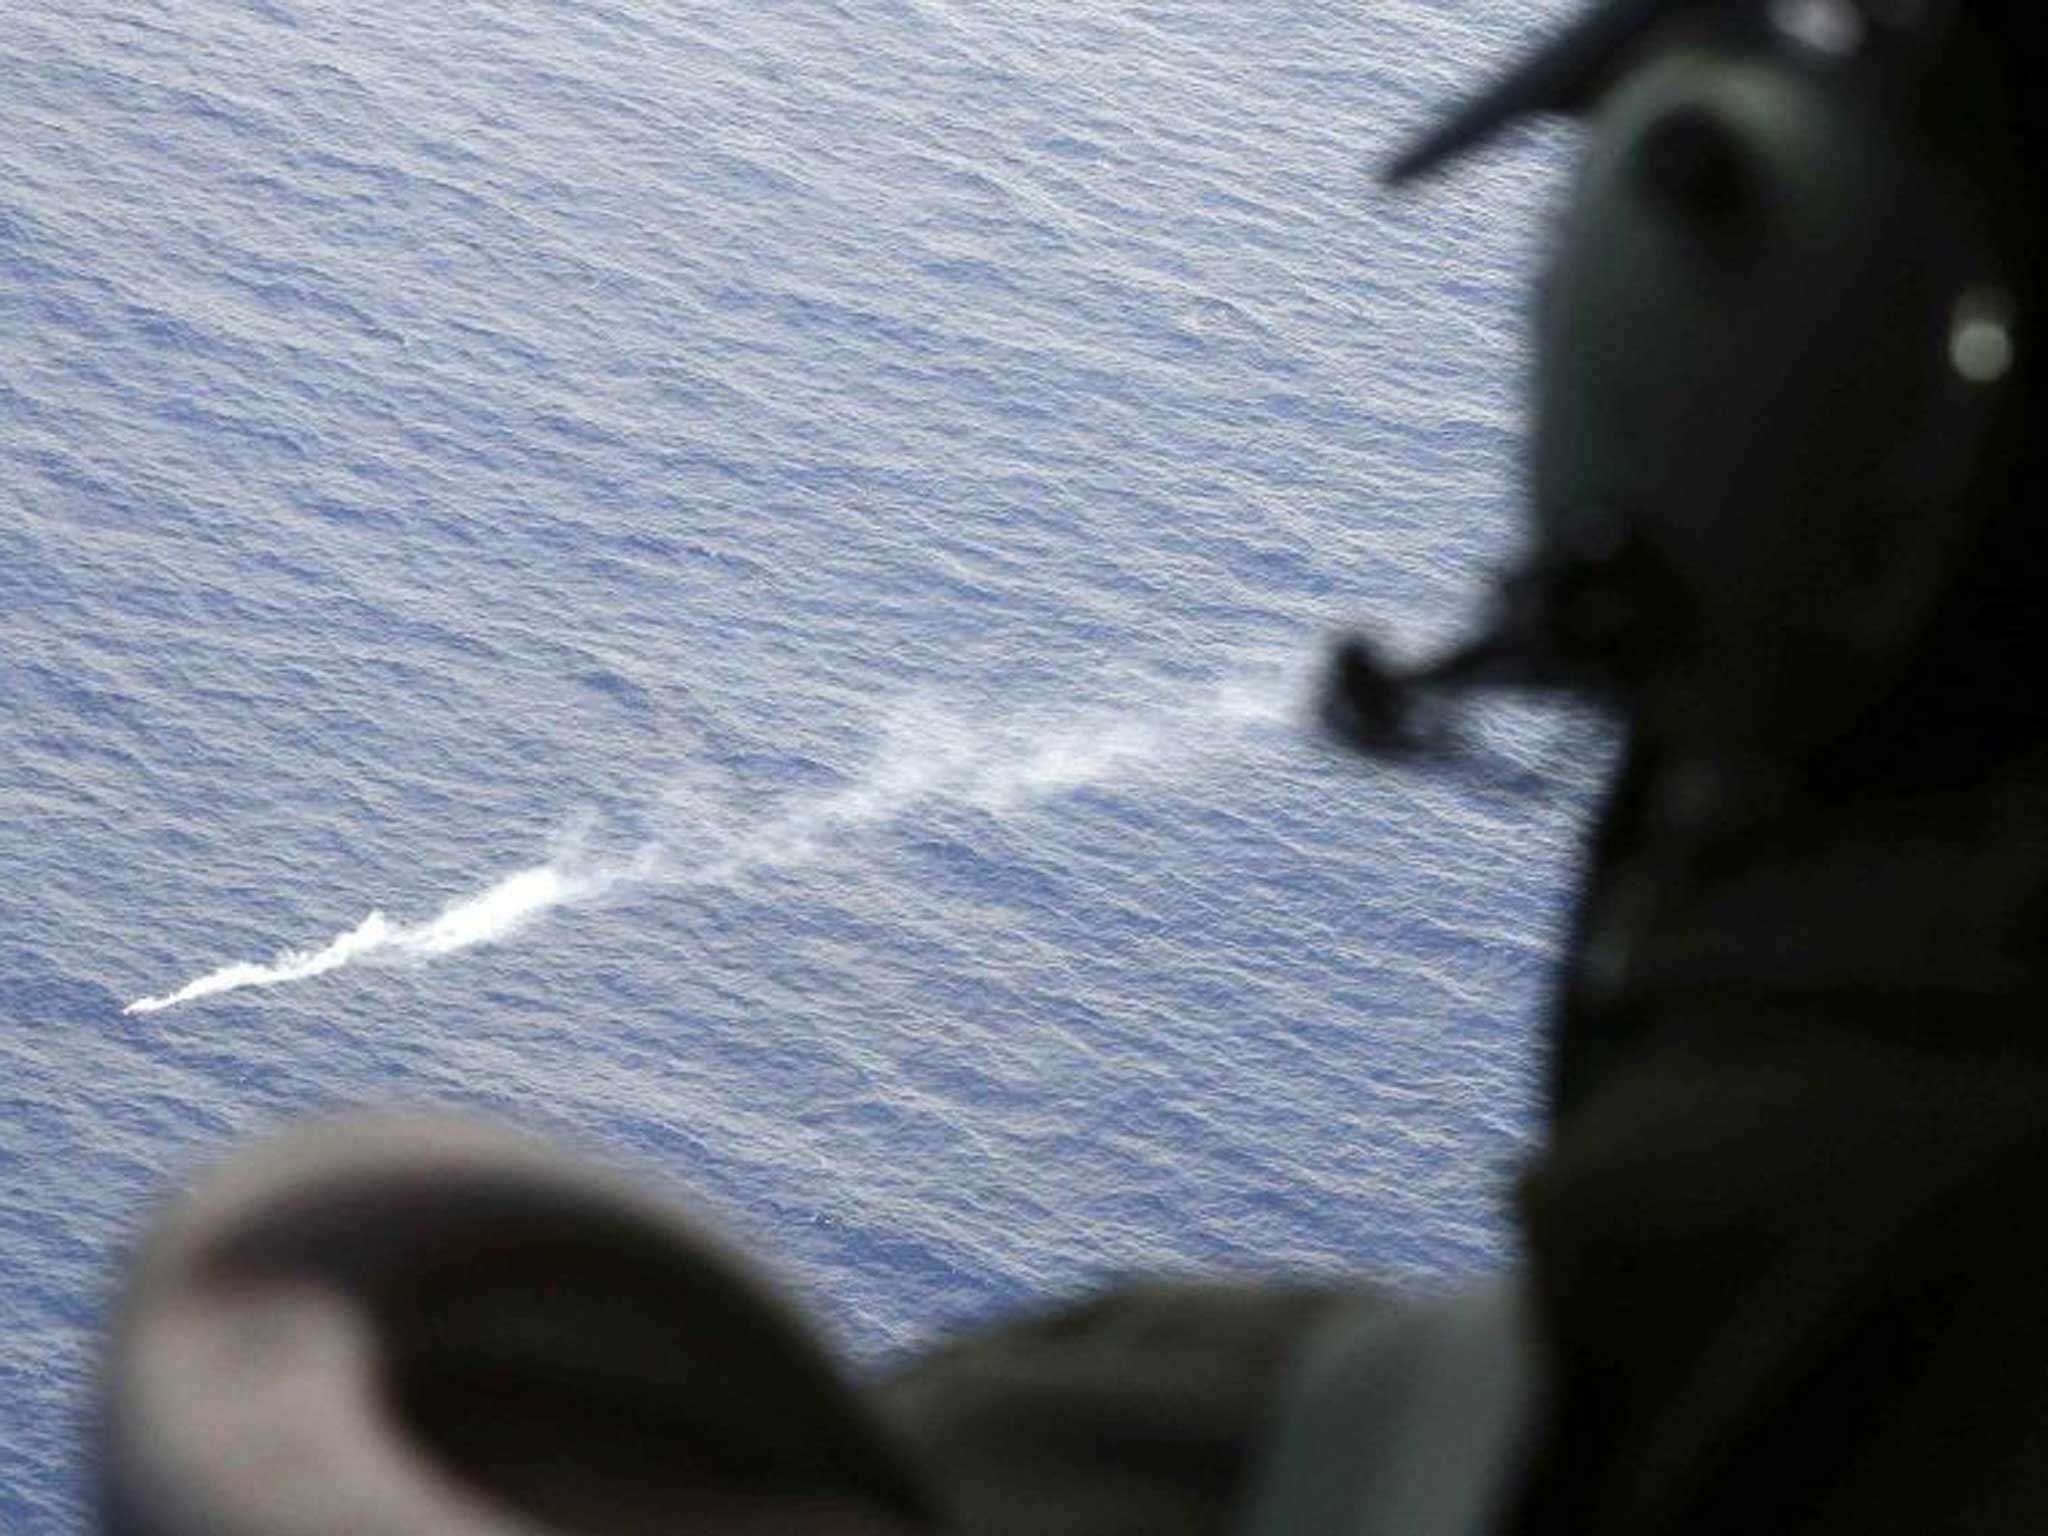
[122, 869, 593, 1015]
[123, 669, 1310, 1016]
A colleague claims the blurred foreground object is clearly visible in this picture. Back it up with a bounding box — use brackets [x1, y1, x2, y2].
[102, 1114, 1364, 1536]
[101, 1116, 933, 1536]
[1312, 0, 2048, 1531]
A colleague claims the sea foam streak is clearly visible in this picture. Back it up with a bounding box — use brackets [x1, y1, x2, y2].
[124, 668, 1305, 1015]
[122, 864, 597, 1015]
[124, 911, 398, 1015]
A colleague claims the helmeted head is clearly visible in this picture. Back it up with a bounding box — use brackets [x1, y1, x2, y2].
[1362, 0, 2046, 792]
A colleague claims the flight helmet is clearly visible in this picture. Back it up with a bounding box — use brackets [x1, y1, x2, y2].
[1331, 0, 2045, 791]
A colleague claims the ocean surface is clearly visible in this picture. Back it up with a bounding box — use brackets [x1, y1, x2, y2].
[1, 0, 1595, 1526]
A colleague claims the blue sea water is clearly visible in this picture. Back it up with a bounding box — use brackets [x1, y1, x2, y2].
[1, 0, 1594, 1525]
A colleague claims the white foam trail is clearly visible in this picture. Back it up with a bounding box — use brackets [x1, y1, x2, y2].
[125, 664, 1309, 1015]
[406, 864, 591, 956]
[124, 911, 397, 1016]
[123, 861, 599, 1015]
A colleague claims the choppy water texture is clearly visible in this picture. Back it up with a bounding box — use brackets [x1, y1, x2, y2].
[1, 0, 1591, 1526]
